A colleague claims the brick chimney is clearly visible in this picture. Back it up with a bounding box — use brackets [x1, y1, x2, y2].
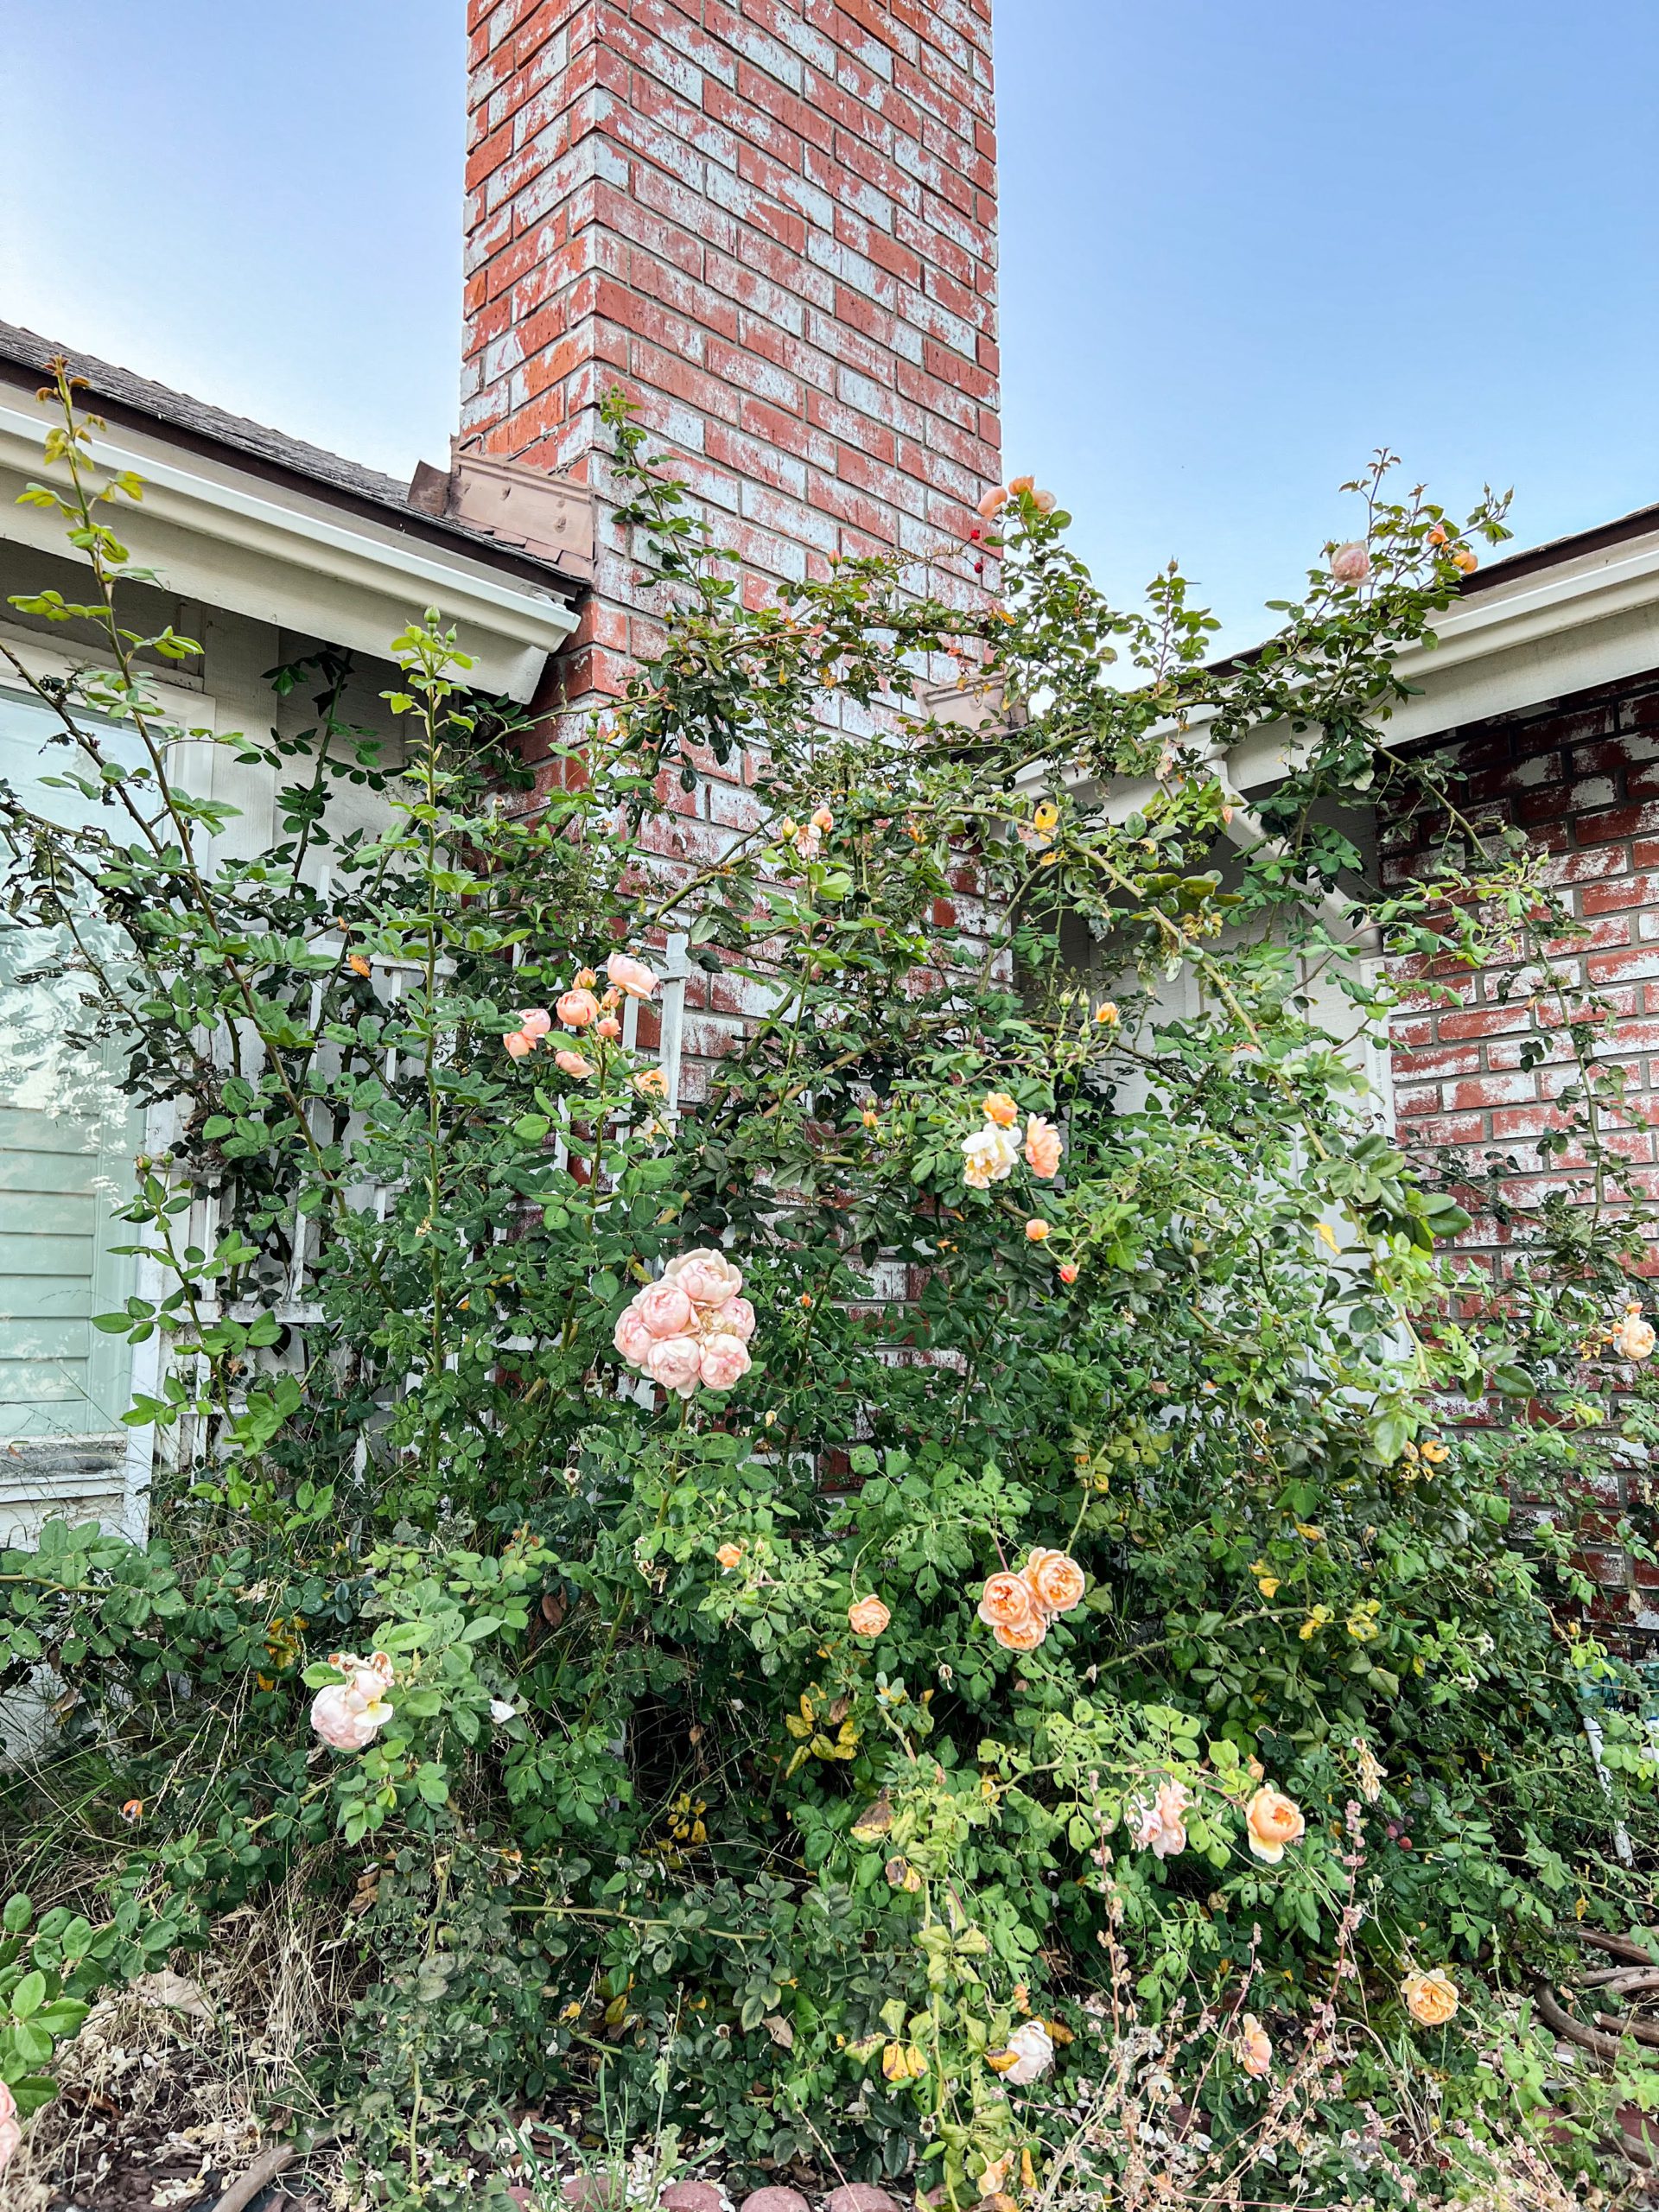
[461, 0, 1001, 721]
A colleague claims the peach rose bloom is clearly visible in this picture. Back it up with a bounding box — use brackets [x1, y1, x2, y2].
[810, 804, 835, 833]
[613, 1307, 656, 1366]
[504, 1031, 534, 1058]
[1058, 1262, 1079, 1285]
[1024, 1116, 1063, 1179]
[1330, 541, 1371, 583]
[1033, 490, 1056, 514]
[1245, 1787, 1306, 1864]
[645, 1334, 703, 1396]
[635, 1281, 696, 1340]
[849, 1595, 891, 1637]
[982, 1091, 1019, 1128]
[555, 1048, 594, 1078]
[1618, 1309, 1656, 1360]
[978, 1569, 1040, 1634]
[1023, 1547, 1085, 1615]
[977, 486, 1008, 520]
[1452, 547, 1479, 574]
[1008, 474, 1035, 495]
[596, 1015, 622, 1040]
[666, 1248, 744, 1306]
[1402, 1967, 1459, 2026]
[993, 1613, 1047, 1652]
[607, 951, 658, 999]
[698, 1334, 752, 1391]
[517, 1007, 552, 1038]
[715, 1542, 743, 1570]
[1025, 1218, 1050, 1243]
[1238, 2012, 1273, 2078]
[710, 1294, 756, 1342]
[556, 987, 601, 1029]
[1130, 1778, 1189, 1859]
[634, 1068, 668, 1096]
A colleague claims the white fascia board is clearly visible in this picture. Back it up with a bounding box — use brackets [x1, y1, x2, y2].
[1029, 526, 1659, 817]
[0, 397, 579, 701]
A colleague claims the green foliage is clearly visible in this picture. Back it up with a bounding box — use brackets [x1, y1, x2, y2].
[1, 369, 1655, 2203]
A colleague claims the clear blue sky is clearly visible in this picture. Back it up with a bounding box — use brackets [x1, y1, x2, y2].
[4, 1, 1657, 651]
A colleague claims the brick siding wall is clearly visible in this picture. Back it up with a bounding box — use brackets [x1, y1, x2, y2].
[1382, 667, 1659, 1636]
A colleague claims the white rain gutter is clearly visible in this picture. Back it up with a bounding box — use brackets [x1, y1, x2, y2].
[0, 396, 578, 700]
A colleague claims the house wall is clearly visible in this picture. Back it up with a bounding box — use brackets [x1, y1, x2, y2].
[1382, 664, 1659, 1629]
[0, 538, 405, 1544]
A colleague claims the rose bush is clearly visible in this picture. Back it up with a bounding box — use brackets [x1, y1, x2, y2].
[1, 378, 1657, 2202]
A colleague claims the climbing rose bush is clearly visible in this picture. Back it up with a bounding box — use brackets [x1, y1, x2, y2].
[4, 381, 1659, 2204]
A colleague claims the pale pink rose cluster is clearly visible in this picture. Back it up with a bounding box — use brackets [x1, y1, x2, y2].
[0, 2080, 16, 2174]
[504, 953, 658, 1060]
[310, 1650, 395, 1751]
[613, 1248, 755, 1398]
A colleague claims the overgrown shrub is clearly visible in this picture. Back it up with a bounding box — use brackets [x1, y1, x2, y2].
[3, 372, 1657, 2204]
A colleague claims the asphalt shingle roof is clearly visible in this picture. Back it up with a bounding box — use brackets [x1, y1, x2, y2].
[0, 320, 581, 598]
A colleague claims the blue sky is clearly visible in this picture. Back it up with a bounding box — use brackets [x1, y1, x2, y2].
[4, 1, 1658, 649]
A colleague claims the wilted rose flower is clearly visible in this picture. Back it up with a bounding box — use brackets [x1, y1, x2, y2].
[1330, 541, 1371, 584]
[987, 2018, 1053, 2085]
[1402, 1967, 1459, 2026]
[698, 1334, 752, 1391]
[635, 1281, 696, 1341]
[665, 1248, 744, 1306]
[607, 951, 658, 999]
[644, 1333, 703, 1397]
[1245, 1786, 1306, 1864]
[849, 1595, 891, 1637]
[556, 987, 601, 1030]
[1024, 1116, 1063, 1179]
[1238, 2012, 1273, 2078]
[1130, 1778, 1190, 1859]
[1023, 1547, 1085, 1615]
[1618, 1307, 1656, 1360]
[516, 1007, 552, 1038]
[555, 1048, 594, 1078]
